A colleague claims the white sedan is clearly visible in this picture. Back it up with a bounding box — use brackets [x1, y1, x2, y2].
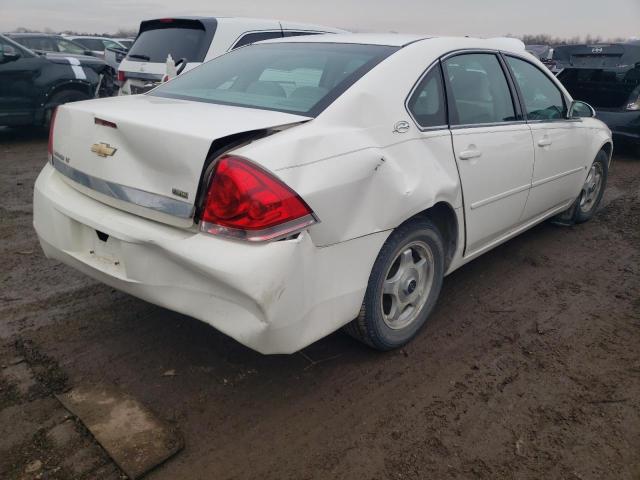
[34, 34, 612, 354]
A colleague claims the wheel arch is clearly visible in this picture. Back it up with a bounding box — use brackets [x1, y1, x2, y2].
[599, 141, 613, 166]
[43, 80, 94, 107]
[401, 201, 460, 272]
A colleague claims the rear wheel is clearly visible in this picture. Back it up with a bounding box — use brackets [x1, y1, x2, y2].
[344, 218, 445, 350]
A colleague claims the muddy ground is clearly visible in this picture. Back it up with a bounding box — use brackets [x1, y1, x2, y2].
[1, 127, 639, 480]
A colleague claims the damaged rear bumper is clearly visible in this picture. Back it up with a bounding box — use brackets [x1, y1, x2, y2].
[33, 163, 389, 354]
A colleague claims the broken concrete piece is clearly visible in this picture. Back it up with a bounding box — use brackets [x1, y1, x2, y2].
[57, 384, 183, 479]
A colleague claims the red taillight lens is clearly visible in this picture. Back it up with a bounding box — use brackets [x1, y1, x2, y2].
[47, 107, 58, 163]
[199, 155, 317, 241]
[117, 70, 125, 83]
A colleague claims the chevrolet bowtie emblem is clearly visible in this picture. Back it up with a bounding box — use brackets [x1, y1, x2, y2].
[91, 142, 117, 157]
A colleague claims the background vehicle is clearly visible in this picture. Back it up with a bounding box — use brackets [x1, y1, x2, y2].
[0, 34, 112, 127]
[5, 33, 94, 57]
[526, 43, 556, 71]
[65, 35, 128, 58]
[35, 35, 611, 354]
[114, 38, 135, 49]
[117, 16, 347, 95]
[555, 41, 640, 150]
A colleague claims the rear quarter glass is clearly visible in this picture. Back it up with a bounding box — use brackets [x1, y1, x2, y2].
[149, 42, 399, 117]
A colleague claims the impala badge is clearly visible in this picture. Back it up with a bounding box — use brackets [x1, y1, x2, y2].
[393, 121, 411, 134]
[91, 142, 117, 157]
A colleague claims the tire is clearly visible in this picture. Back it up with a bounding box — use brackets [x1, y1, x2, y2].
[43, 90, 91, 127]
[552, 149, 609, 226]
[344, 217, 445, 350]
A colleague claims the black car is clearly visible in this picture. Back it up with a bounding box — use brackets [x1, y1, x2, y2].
[5, 33, 94, 57]
[554, 41, 640, 150]
[0, 34, 113, 127]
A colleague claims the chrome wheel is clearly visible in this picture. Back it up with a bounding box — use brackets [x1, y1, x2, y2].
[381, 240, 434, 330]
[579, 162, 604, 214]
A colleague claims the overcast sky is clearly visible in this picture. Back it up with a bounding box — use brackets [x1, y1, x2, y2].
[0, 0, 638, 38]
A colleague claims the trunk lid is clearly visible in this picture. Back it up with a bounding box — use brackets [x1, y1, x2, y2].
[51, 95, 310, 227]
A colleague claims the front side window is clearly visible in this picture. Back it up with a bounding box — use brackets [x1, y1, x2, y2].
[506, 56, 566, 120]
[407, 63, 447, 128]
[444, 53, 516, 126]
[151, 42, 398, 116]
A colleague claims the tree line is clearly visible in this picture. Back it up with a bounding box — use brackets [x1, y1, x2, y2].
[9, 27, 634, 45]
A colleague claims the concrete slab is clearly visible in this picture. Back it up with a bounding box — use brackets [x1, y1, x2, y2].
[57, 384, 183, 479]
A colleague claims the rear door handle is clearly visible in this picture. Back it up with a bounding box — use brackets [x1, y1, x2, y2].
[458, 149, 482, 160]
[538, 137, 552, 147]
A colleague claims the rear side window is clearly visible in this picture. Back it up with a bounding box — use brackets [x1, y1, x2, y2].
[407, 63, 447, 128]
[151, 42, 398, 116]
[127, 20, 211, 63]
[443, 53, 516, 125]
[75, 38, 104, 51]
[20, 37, 54, 52]
[283, 31, 323, 38]
[233, 31, 283, 49]
[506, 56, 566, 120]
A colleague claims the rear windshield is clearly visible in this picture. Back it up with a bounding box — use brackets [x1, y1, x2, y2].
[127, 20, 211, 63]
[558, 67, 640, 108]
[149, 42, 398, 116]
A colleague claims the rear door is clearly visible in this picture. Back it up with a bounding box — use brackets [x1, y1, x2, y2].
[443, 52, 534, 254]
[504, 55, 589, 220]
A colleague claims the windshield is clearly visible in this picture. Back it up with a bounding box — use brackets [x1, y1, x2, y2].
[127, 20, 209, 63]
[149, 42, 398, 116]
[559, 67, 640, 108]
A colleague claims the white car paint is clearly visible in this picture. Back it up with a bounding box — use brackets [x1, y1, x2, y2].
[117, 17, 347, 95]
[34, 34, 613, 354]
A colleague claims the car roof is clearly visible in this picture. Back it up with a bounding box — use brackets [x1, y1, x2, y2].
[259, 33, 527, 52]
[6, 33, 64, 38]
[262, 33, 428, 47]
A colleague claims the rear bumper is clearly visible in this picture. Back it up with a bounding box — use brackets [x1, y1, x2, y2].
[34, 164, 389, 354]
[595, 110, 640, 145]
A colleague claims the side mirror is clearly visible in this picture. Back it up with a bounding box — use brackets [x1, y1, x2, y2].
[568, 100, 596, 119]
[85, 50, 94, 56]
[0, 45, 21, 64]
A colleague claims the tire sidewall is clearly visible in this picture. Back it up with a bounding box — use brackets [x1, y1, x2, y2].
[574, 150, 609, 223]
[364, 219, 445, 349]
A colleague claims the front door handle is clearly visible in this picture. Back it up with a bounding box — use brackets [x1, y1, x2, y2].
[458, 149, 482, 160]
[538, 137, 552, 147]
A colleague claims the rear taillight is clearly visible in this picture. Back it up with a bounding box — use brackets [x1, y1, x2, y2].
[117, 70, 126, 83]
[199, 155, 317, 241]
[47, 107, 58, 163]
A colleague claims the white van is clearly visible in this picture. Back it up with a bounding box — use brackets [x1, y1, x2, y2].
[118, 17, 347, 95]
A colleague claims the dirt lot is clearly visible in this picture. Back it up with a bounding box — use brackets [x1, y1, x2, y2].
[1, 127, 639, 480]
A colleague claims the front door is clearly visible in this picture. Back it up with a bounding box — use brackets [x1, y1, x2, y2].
[504, 55, 590, 220]
[0, 38, 40, 125]
[442, 53, 535, 254]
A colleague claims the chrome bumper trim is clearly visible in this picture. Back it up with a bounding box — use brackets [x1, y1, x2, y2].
[51, 155, 195, 219]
